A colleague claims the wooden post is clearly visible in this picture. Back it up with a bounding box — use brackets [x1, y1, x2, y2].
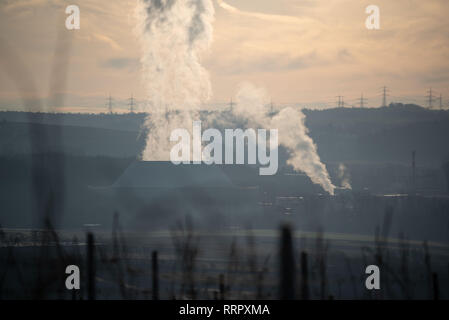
[280, 225, 295, 300]
[219, 274, 225, 300]
[301, 251, 309, 300]
[152, 251, 159, 300]
[432, 272, 439, 300]
[87, 232, 95, 300]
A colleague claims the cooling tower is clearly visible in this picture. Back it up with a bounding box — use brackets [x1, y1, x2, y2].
[95, 161, 260, 229]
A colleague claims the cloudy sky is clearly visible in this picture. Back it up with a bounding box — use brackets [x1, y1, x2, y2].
[0, 0, 448, 112]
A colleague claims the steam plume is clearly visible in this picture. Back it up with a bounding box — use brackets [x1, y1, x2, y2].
[136, 0, 214, 160]
[135, 0, 214, 111]
[135, 0, 336, 194]
[233, 83, 336, 195]
[337, 163, 352, 190]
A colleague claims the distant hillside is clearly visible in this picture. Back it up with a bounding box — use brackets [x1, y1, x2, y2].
[1, 104, 448, 165]
[0, 111, 145, 132]
[0, 121, 146, 158]
[303, 104, 449, 165]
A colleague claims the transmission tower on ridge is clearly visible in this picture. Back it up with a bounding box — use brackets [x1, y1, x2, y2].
[128, 94, 135, 113]
[336, 96, 344, 108]
[359, 93, 368, 108]
[229, 98, 235, 112]
[381, 86, 389, 107]
[426, 88, 434, 109]
[107, 94, 113, 114]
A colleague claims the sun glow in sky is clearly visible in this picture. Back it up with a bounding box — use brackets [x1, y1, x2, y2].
[0, 0, 448, 112]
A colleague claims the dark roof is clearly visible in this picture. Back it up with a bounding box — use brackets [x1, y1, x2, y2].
[113, 161, 234, 188]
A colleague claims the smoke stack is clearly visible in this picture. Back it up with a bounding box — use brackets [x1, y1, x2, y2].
[412, 150, 416, 191]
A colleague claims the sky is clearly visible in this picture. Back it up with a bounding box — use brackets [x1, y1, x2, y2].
[0, 0, 448, 113]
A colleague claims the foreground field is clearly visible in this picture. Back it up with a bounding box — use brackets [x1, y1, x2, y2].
[1, 221, 448, 300]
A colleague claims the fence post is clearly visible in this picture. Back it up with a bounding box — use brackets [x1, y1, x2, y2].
[87, 232, 95, 300]
[219, 274, 225, 300]
[280, 225, 295, 300]
[152, 251, 159, 300]
[301, 251, 309, 300]
[432, 272, 439, 300]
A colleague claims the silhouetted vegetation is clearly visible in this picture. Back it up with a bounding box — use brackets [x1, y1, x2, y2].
[1, 211, 448, 300]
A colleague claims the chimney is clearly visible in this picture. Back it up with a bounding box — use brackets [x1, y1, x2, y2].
[412, 151, 416, 191]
